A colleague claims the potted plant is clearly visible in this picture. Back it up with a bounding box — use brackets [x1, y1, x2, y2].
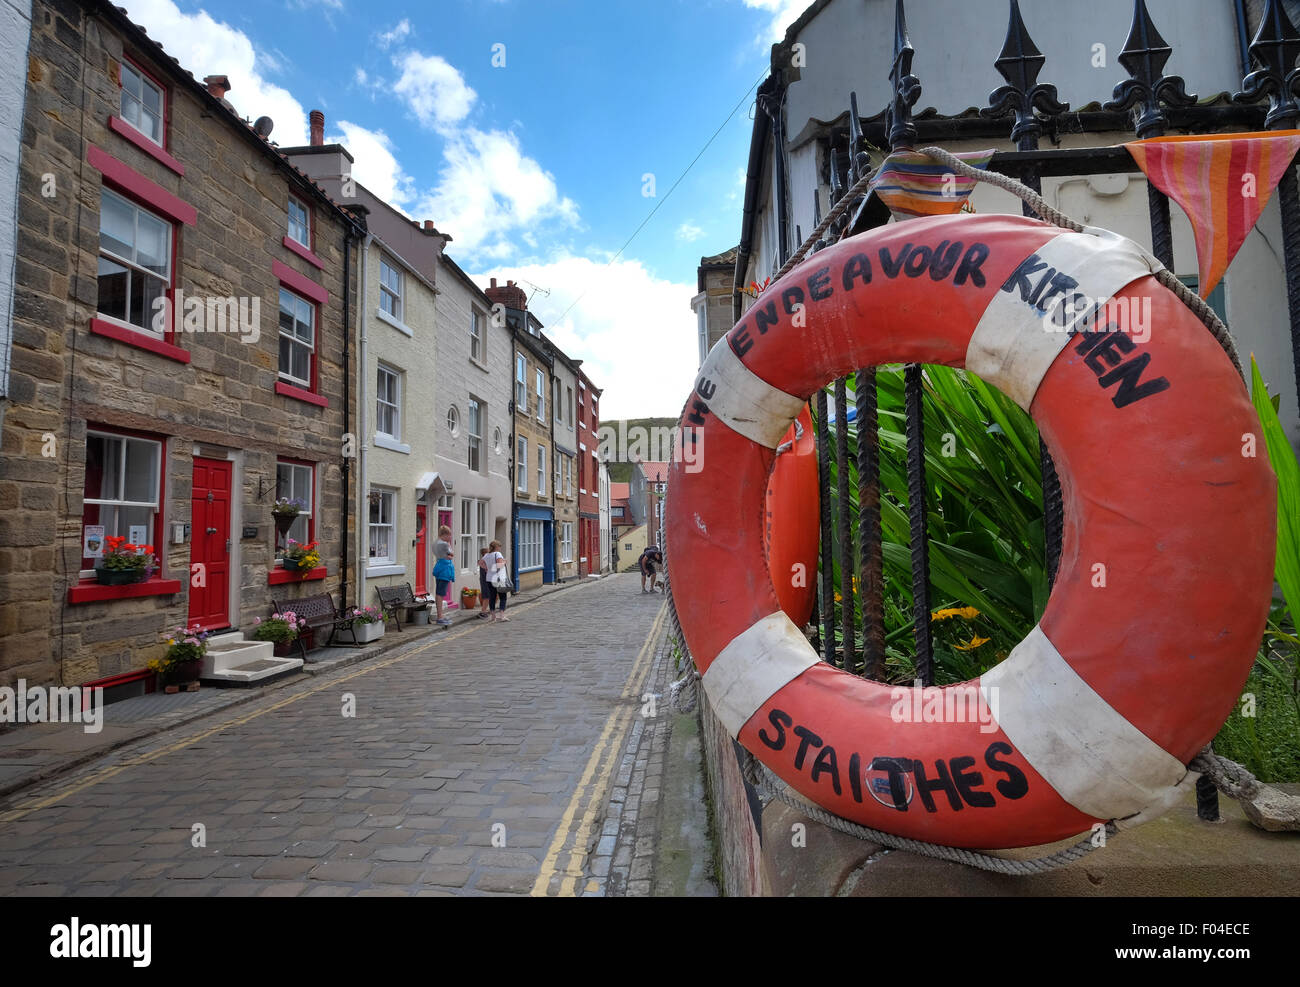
[94, 536, 156, 585]
[460, 587, 480, 609]
[349, 605, 384, 644]
[281, 538, 321, 574]
[271, 497, 305, 541]
[251, 611, 304, 657]
[147, 625, 208, 694]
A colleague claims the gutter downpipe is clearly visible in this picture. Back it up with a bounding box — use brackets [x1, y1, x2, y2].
[340, 227, 353, 609]
[356, 233, 373, 611]
[734, 74, 778, 323]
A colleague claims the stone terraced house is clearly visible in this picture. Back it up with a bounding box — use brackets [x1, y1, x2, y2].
[0, 0, 362, 694]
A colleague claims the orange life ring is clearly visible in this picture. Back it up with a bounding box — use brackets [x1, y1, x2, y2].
[667, 214, 1275, 849]
[764, 406, 818, 628]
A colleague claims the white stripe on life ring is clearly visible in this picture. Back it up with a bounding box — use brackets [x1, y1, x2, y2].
[701, 611, 820, 737]
[979, 624, 1192, 824]
[695, 340, 807, 450]
[966, 227, 1164, 411]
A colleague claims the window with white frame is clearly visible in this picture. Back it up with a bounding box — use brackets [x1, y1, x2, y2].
[80, 429, 161, 575]
[565, 459, 573, 498]
[553, 379, 562, 423]
[379, 256, 402, 321]
[376, 365, 401, 440]
[467, 398, 482, 472]
[515, 355, 527, 410]
[276, 460, 314, 552]
[560, 522, 574, 563]
[97, 188, 170, 334]
[459, 498, 489, 573]
[278, 288, 314, 386]
[119, 60, 164, 146]
[517, 437, 527, 492]
[287, 196, 310, 248]
[518, 519, 544, 571]
[368, 488, 396, 564]
[470, 309, 484, 362]
[567, 387, 574, 426]
[536, 369, 546, 422]
[555, 455, 561, 501]
[538, 445, 547, 497]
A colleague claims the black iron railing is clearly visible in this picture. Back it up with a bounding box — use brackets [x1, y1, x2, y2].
[789, 0, 1300, 821]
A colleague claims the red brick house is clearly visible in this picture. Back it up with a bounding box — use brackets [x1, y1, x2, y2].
[0, 0, 361, 693]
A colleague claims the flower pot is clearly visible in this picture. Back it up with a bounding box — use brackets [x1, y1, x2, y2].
[168, 658, 203, 685]
[94, 567, 148, 586]
[282, 556, 314, 573]
[411, 607, 430, 626]
[272, 639, 297, 658]
[353, 621, 384, 644]
[273, 513, 297, 540]
[460, 590, 480, 608]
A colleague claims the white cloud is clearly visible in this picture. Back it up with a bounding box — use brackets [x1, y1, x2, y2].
[676, 222, 705, 243]
[418, 129, 578, 258]
[473, 256, 698, 420]
[116, 0, 309, 142]
[329, 121, 416, 208]
[392, 52, 477, 131]
[376, 18, 412, 49]
[741, 0, 807, 44]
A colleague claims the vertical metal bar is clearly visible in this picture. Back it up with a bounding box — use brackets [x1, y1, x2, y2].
[856, 368, 884, 679]
[834, 379, 854, 673]
[816, 390, 835, 664]
[904, 363, 934, 685]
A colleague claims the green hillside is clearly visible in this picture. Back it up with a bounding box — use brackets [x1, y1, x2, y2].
[600, 417, 677, 483]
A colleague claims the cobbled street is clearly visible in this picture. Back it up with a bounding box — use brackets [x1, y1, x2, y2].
[0, 575, 671, 897]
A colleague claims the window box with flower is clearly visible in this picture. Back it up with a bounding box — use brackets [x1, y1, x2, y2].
[280, 537, 321, 574]
[94, 536, 156, 585]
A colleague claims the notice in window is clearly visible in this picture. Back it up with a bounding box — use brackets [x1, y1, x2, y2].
[84, 525, 105, 559]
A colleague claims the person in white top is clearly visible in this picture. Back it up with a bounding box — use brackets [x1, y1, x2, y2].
[481, 540, 511, 622]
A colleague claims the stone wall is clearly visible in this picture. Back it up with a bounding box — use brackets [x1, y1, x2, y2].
[0, 0, 355, 687]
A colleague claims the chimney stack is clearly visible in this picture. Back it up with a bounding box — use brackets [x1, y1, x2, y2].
[309, 110, 324, 147]
[204, 75, 230, 100]
[423, 220, 435, 231]
[484, 278, 528, 312]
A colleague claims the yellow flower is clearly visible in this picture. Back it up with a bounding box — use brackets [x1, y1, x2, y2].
[167, 638, 175, 646]
[931, 606, 980, 622]
[954, 635, 990, 651]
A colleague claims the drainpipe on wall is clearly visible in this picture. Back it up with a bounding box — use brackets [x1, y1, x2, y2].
[548, 352, 558, 583]
[510, 325, 519, 592]
[356, 234, 373, 610]
[340, 227, 354, 609]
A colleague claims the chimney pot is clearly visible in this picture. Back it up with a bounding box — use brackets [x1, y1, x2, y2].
[204, 75, 231, 99]
[309, 110, 325, 147]
[423, 220, 435, 231]
[490, 278, 497, 288]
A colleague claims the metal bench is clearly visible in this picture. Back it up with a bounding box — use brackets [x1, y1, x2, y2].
[271, 592, 356, 659]
[375, 582, 420, 632]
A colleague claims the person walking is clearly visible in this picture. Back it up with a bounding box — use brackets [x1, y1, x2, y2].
[477, 545, 493, 619]
[483, 540, 511, 622]
[432, 525, 456, 626]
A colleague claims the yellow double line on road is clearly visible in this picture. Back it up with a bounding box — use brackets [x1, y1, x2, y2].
[531, 600, 667, 897]
[0, 586, 595, 824]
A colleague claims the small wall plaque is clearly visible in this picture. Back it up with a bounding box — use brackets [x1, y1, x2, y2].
[242, 526, 258, 539]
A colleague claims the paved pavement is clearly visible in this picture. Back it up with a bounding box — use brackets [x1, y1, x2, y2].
[0, 573, 670, 896]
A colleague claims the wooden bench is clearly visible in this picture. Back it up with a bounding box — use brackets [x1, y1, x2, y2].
[272, 592, 356, 659]
[375, 582, 421, 631]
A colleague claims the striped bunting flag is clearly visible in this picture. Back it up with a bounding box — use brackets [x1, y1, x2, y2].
[1125, 130, 1300, 297]
[869, 148, 996, 220]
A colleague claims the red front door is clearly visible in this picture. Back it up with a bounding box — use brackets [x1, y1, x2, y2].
[415, 505, 427, 596]
[189, 457, 232, 631]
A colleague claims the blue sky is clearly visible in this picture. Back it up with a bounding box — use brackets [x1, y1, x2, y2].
[120, 0, 807, 417]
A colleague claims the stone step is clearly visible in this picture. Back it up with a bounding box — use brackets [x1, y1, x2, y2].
[206, 631, 246, 648]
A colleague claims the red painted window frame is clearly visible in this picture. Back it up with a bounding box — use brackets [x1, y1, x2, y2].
[69, 423, 181, 604]
[88, 145, 195, 360]
[273, 456, 317, 560]
[273, 263, 328, 406]
[283, 192, 323, 268]
[115, 54, 173, 156]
